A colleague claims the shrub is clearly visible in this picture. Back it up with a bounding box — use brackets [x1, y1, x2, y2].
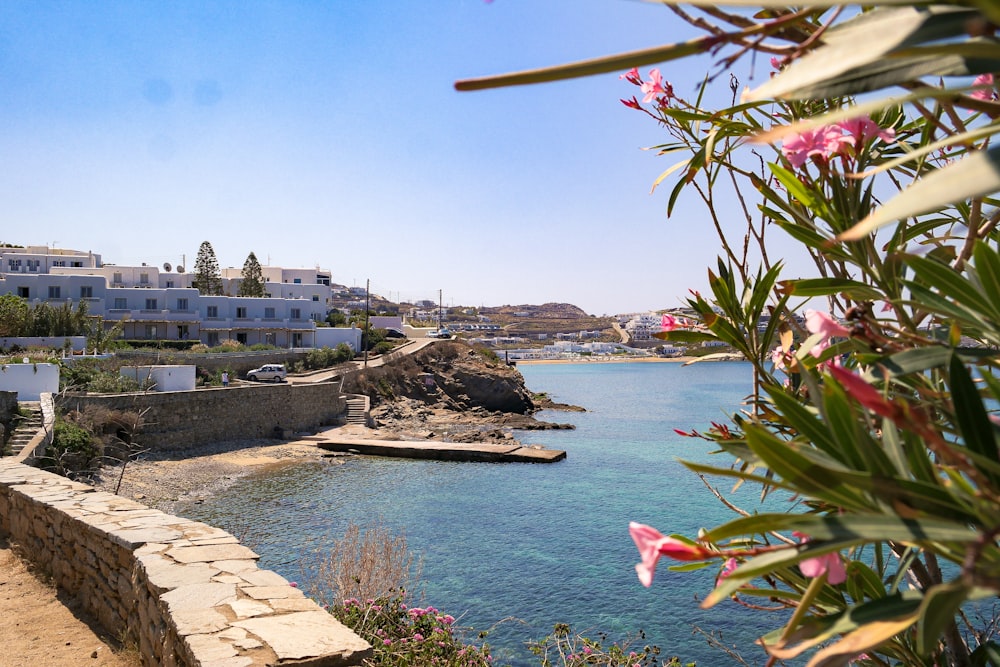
[308, 520, 492, 667]
[371, 341, 394, 356]
[333, 595, 493, 667]
[527, 623, 669, 667]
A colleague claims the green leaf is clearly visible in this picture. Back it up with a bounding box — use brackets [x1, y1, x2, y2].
[973, 241, 1000, 311]
[916, 582, 971, 656]
[841, 145, 1000, 241]
[949, 353, 1000, 468]
[778, 278, 883, 300]
[703, 513, 979, 545]
[746, 6, 982, 101]
[908, 253, 1000, 320]
[744, 426, 870, 509]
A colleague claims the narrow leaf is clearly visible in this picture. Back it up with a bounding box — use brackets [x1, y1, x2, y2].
[840, 145, 1000, 241]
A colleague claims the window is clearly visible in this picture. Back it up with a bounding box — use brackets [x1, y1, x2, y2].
[145, 298, 157, 310]
[165, 280, 174, 288]
[177, 325, 189, 340]
[113, 272, 122, 284]
[206, 305, 218, 318]
[312, 295, 319, 302]
[80, 286, 93, 298]
[16, 287, 28, 298]
[207, 332, 219, 346]
[47, 286, 60, 299]
[236, 333, 248, 344]
[144, 325, 157, 339]
[71, 261, 82, 267]
[292, 333, 303, 347]
[236, 307, 248, 319]
[176, 298, 188, 311]
[140, 272, 149, 284]
[53, 260, 65, 267]
[264, 307, 275, 319]
[293, 278, 302, 284]
[291, 308, 301, 319]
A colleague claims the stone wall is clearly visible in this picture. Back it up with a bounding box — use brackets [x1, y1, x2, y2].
[0, 460, 371, 666]
[61, 383, 346, 451]
[115, 350, 307, 377]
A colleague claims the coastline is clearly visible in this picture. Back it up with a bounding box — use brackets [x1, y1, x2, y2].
[515, 355, 697, 365]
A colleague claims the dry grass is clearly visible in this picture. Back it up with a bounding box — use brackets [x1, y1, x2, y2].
[308, 520, 423, 607]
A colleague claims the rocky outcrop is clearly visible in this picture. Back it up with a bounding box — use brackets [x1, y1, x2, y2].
[342, 341, 577, 441]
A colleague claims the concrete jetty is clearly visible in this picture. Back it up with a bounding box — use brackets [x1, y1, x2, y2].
[306, 436, 566, 463]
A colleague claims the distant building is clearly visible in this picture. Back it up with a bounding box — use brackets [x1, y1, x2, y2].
[0, 245, 340, 348]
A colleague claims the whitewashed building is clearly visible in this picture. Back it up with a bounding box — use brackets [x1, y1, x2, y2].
[0, 246, 340, 348]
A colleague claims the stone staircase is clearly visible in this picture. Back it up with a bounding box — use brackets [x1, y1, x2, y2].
[6, 402, 42, 457]
[344, 396, 369, 426]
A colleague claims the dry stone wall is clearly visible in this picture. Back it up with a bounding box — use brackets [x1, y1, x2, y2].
[0, 460, 371, 666]
[62, 383, 346, 451]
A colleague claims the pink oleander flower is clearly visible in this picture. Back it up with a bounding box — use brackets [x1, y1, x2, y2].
[770, 346, 787, 371]
[629, 521, 714, 587]
[770, 56, 783, 70]
[661, 313, 677, 331]
[805, 309, 850, 358]
[836, 115, 895, 150]
[619, 67, 640, 85]
[827, 365, 900, 420]
[640, 68, 670, 104]
[781, 126, 847, 168]
[793, 532, 847, 584]
[716, 557, 739, 586]
[971, 73, 997, 101]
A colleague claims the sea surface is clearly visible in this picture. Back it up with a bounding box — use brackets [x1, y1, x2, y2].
[180, 360, 794, 666]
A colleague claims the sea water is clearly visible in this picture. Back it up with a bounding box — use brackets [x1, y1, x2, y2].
[180, 361, 791, 666]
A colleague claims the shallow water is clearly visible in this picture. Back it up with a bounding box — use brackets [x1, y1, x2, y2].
[181, 361, 790, 666]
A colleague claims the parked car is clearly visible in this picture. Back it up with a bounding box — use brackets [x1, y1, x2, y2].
[427, 329, 452, 339]
[384, 328, 406, 339]
[246, 364, 287, 382]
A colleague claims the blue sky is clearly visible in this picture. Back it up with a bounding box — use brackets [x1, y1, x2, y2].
[0, 1, 777, 315]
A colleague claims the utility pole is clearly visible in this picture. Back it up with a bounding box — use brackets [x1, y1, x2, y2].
[438, 289, 443, 332]
[364, 278, 370, 368]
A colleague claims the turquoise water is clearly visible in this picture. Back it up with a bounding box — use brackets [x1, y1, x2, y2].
[181, 361, 790, 666]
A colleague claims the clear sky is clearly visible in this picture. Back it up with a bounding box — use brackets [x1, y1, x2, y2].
[1, 1, 773, 315]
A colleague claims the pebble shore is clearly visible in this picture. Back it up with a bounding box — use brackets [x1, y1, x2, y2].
[90, 437, 332, 515]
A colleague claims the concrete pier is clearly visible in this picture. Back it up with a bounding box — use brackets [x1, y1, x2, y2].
[308, 436, 566, 463]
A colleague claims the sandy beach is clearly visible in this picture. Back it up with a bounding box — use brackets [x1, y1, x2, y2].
[514, 355, 698, 365]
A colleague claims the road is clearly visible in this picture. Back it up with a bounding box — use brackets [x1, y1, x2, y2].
[285, 337, 438, 384]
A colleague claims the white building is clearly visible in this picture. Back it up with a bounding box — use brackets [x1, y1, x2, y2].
[0, 246, 340, 348]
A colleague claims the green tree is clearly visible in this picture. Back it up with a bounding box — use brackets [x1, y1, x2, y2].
[192, 241, 223, 296]
[237, 251, 266, 297]
[0, 294, 29, 336]
[326, 309, 348, 327]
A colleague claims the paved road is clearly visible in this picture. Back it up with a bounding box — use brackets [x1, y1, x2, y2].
[285, 337, 438, 384]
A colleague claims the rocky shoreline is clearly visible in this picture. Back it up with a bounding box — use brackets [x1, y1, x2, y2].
[92, 340, 584, 512]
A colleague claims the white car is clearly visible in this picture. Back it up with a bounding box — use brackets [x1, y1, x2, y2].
[246, 364, 287, 382]
[427, 329, 452, 339]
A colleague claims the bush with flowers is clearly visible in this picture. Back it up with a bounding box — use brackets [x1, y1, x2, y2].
[332, 592, 494, 667]
[459, 2, 1000, 666]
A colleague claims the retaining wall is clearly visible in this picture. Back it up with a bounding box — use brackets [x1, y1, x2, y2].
[0, 460, 371, 666]
[62, 383, 346, 450]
